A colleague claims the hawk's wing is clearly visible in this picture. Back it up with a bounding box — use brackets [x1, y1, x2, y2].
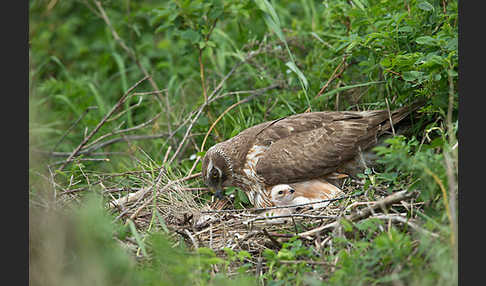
[255, 112, 386, 185]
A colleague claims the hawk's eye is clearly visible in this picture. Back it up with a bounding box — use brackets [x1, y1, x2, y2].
[278, 190, 283, 195]
[212, 172, 219, 179]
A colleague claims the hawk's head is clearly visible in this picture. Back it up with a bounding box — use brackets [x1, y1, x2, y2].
[270, 184, 296, 206]
[202, 145, 233, 199]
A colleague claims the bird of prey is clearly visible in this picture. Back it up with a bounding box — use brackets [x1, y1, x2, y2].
[202, 101, 423, 208]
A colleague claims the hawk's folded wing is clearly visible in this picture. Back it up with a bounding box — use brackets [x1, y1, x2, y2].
[255, 112, 386, 185]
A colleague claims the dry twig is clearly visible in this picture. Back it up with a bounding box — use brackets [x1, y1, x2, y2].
[297, 190, 414, 239]
[57, 76, 149, 172]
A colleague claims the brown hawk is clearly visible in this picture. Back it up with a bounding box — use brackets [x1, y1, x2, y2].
[201, 101, 423, 208]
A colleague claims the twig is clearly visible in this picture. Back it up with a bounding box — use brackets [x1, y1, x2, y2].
[162, 145, 172, 164]
[82, 113, 162, 150]
[262, 229, 282, 249]
[74, 133, 170, 154]
[57, 76, 149, 172]
[315, 55, 348, 98]
[113, 167, 165, 220]
[297, 190, 414, 239]
[32, 149, 127, 157]
[371, 214, 439, 238]
[93, 0, 173, 141]
[264, 214, 338, 220]
[201, 191, 364, 214]
[117, 172, 202, 220]
[51, 106, 98, 153]
[200, 83, 282, 152]
[184, 229, 199, 249]
[49, 157, 110, 167]
[106, 96, 143, 123]
[167, 57, 251, 164]
[385, 97, 396, 136]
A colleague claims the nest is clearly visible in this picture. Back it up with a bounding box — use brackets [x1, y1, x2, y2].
[110, 172, 424, 257]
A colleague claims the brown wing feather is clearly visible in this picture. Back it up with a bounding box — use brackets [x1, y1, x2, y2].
[253, 101, 425, 185]
[255, 111, 389, 185]
[256, 122, 376, 185]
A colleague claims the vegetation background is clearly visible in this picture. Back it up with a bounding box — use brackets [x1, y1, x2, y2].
[29, 0, 458, 285]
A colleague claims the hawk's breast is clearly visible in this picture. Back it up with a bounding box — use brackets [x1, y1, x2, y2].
[234, 144, 273, 207]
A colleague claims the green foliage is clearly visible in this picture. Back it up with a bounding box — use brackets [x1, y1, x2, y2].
[30, 0, 457, 285]
[261, 237, 316, 285]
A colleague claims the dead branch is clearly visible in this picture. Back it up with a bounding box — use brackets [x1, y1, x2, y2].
[31, 149, 127, 157]
[297, 190, 414, 239]
[111, 172, 201, 221]
[262, 228, 282, 249]
[82, 113, 162, 150]
[93, 0, 173, 141]
[200, 83, 283, 152]
[201, 191, 364, 214]
[371, 214, 439, 238]
[51, 106, 98, 153]
[113, 168, 166, 221]
[56, 76, 149, 172]
[167, 43, 276, 164]
[315, 55, 348, 98]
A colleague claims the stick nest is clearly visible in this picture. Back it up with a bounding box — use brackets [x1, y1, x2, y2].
[112, 172, 421, 257]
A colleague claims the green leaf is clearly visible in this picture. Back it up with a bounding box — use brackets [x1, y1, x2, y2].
[180, 29, 202, 44]
[237, 250, 251, 262]
[415, 36, 438, 46]
[417, 1, 434, 11]
[237, 190, 249, 204]
[277, 248, 295, 260]
[286, 61, 309, 90]
[340, 219, 354, 232]
[402, 71, 424, 82]
[351, 0, 365, 10]
[223, 247, 236, 258]
[127, 219, 148, 257]
[196, 151, 206, 157]
[204, 257, 225, 265]
[197, 247, 216, 257]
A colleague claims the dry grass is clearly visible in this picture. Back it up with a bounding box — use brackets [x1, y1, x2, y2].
[103, 169, 429, 263]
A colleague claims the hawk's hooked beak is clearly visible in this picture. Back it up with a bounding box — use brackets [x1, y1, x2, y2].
[214, 188, 224, 200]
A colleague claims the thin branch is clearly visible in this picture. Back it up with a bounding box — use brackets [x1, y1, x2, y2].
[167, 57, 250, 164]
[315, 55, 348, 98]
[93, 0, 173, 140]
[113, 168, 166, 220]
[200, 83, 282, 152]
[56, 76, 149, 172]
[247, 214, 338, 223]
[297, 190, 414, 239]
[127, 172, 202, 221]
[371, 214, 439, 238]
[262, 228, 282, 249]
[82, 113, 162, 150]
[51, 106, 98, 153]
[385, 97, 396, 136]
[49, 157, 110, 167]
[32, 149, 127, 157]
[201, 191, 364, 214]
[111, 171, 201, 216]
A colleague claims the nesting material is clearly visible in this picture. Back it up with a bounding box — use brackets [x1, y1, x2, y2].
[114, 173, 419, 257]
